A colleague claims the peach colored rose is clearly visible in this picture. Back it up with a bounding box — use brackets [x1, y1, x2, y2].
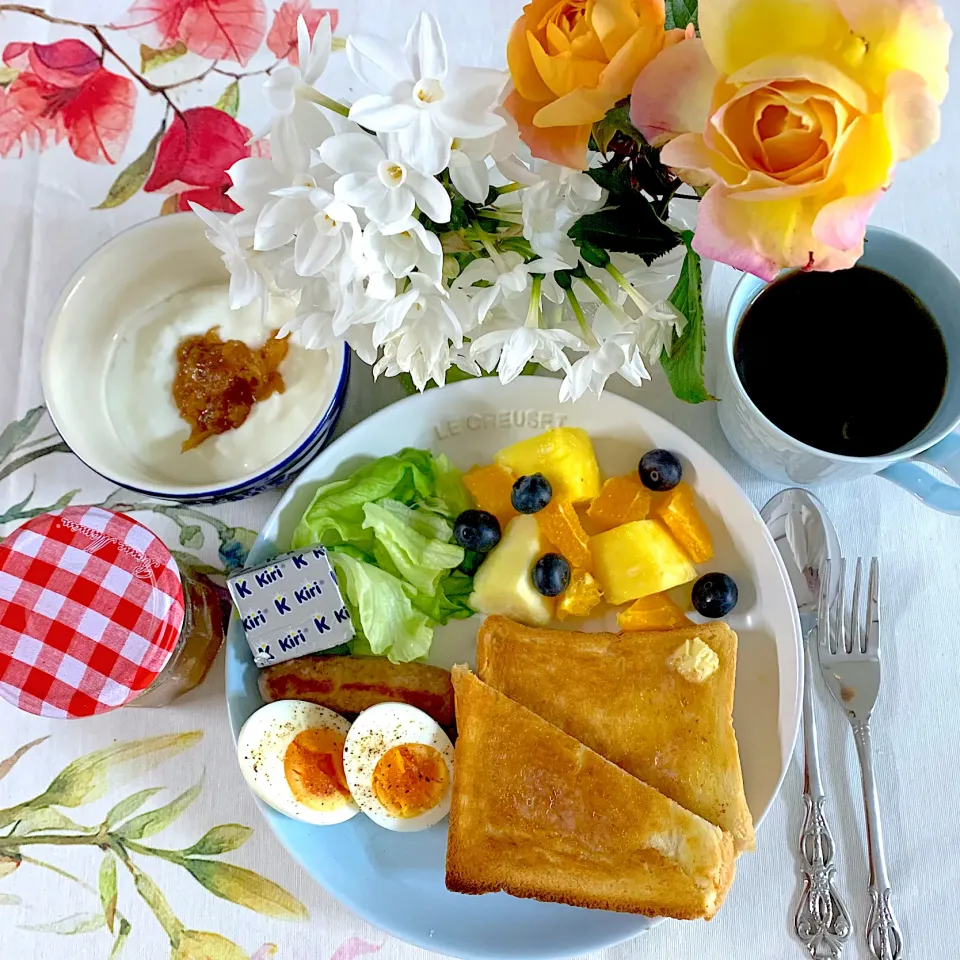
[630, 0, 951, 279]
[506, 0, 683, 169]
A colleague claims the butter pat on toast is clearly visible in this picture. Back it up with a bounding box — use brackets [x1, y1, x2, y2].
[446, 666, 736, 919]
[476, 616, 755, 851]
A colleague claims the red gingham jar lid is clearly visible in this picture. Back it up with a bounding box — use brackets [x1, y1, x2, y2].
[0, 506, 185, 718]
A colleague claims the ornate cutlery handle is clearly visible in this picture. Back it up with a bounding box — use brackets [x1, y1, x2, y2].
[796, 792, 851, 959]
[853, 720, 903, 960]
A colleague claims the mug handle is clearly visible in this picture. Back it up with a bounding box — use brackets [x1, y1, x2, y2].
[878, 432, 960, 514]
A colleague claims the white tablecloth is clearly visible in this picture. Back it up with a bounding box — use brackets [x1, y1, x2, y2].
[1, 2, 958, 958]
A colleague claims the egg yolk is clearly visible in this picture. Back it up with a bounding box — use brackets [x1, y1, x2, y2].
[283, 728, 352, 811]
[372, 743, 449, 819]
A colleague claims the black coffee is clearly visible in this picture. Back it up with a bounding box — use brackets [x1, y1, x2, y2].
[734, 265, 948, 457]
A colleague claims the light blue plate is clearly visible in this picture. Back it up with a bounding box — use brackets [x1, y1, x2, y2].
[225, 378, 803, 959]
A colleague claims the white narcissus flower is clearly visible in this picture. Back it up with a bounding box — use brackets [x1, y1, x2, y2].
[454, 253, 568, 324]
[260, 15, 336, 174]
[375, 287, 474, 391]
[593, 299, 687, 368]
[191, 203, 264, 309]
[346, 12, 505, 176]
[320, 132, 451, 225]
[248, 160, 336, 251]
[364, 218, 443, 285]
[522, 165, 606, 261]
[559, 333, 652, 403]
[471, 325, 581, 385]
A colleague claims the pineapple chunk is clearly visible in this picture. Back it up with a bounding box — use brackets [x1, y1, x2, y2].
[590, 520, 697, 605]
[618, 592, 691, 631]
[469, 515, 553, 626]
[495, 427, 601, 504]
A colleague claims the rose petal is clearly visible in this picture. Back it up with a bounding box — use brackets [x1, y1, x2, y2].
[596, 2, 665, 101]
[630, 39, 719, 144]
[699, 0, 850, 77]
[505, 88, 591, 169]
[660, 132, 738, 186]
[811, 188, 881, 259]
[883, 68, 940, 161]
[507, 20, 553, 102]
[835, 0, 951, 102]
[527, 31, 605, 99]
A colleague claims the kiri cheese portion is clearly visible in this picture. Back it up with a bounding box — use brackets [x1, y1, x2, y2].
[228, 546, 354, 667]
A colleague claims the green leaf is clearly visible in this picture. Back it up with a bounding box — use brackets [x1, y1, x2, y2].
[160, 194, 180, 216]
[132, 866, 183, 942]
[664, 0, 698, 30]
[95, 129, 163, 210]
[109, 917, 132, 959]
[178, 525, 204, 550]
[0, 893, 22, 906]
[591, 103, 643, 155]
[11, 806, 95, 836]
[99, 853, 118, 933]
[20, 912, 106, 935]
[34, 732, 202, 810]
[140, 41, 188, 73]
[0, 67, 18, 87]
[0, 406, 45, 464]
[115, 781, 202, 840]
[0, 737, 47, 784]
[215, 81, 240, 118]
[661, 232, 716, 403]
[105, 788, 163, 828]
[0, 488, 80, 525]
[182, 860, 309, 920]
[569, 194, 680, 265]
[181, 824, 252, 857]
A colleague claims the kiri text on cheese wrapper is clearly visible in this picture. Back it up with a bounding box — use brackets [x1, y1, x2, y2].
[228, 546, 354, 667]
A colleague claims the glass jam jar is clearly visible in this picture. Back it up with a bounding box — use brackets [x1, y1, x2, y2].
[0, 506, 224, 717]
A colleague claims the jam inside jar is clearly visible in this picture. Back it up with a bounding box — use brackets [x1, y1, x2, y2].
[131, 568, 226, 707]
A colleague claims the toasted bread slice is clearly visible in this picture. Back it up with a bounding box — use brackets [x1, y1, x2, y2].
[477, 616, 754, 851]
[258, 655, 454, 726]
[446, 666, 736, 919]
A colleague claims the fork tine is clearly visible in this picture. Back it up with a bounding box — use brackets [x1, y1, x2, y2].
[835, 558, 846, 656]
[818, 558, 831, 654]
[866, 557, 880, 655]
[851, 557, 863, 654]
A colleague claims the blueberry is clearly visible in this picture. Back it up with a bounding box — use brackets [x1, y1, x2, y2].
[458, 549, 485, 576]
[691, 572, 739, 618]
[638, 449, 682, 491]
[533, 553, 571, 597]
[454, 510, 501, 553]
[511, 473, 553, 514]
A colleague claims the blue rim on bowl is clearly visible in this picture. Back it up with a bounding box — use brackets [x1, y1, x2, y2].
[41, 213, 352, 503]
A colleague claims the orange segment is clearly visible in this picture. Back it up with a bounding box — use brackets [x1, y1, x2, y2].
[536, 497, 593, 571]
[557, 569, 603, 621]
[618, 592, 692, 631]
[586, 474, 652, 532]
[464, 464, 518, 529]
[651, 482, 714, 563]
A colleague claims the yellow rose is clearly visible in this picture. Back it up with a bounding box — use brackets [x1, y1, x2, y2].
[630, 0, 951, 278]
[506, 0, 681, 169]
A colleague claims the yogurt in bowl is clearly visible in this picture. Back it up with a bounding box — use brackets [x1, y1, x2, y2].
[42, 213, 349, 502]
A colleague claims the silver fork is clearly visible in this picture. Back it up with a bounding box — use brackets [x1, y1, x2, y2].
[819, 558, 903, 960]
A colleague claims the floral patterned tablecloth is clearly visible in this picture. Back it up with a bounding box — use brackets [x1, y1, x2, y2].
[2, 2, 960, 960]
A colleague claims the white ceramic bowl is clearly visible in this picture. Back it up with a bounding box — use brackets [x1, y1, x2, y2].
[41, 213, 349, 503]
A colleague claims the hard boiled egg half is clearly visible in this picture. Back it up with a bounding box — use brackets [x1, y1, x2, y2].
[343, 703, 455, 832]
[237, 700, 359, 825]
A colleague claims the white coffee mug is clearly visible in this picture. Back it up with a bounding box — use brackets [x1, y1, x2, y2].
[716, 227, 960, 514]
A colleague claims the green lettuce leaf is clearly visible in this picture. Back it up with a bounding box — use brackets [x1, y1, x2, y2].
[362, 501, 463, 595]
[331, 552, 434, 664]
[292, 449, 467, 549]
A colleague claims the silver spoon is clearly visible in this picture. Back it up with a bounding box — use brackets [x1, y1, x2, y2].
[761, 489, 850, 959]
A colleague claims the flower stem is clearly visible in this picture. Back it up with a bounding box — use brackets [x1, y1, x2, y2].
[495, 182, 525, 196]
[525, 275, 543, 329]
[471, 224, 506, 271]
[565, 289, 599, 348]
[479, 211, 523, 225]
[580, 274, 628, 321]
[301, 87, 351, 117]
[605, 263, 652, 312]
